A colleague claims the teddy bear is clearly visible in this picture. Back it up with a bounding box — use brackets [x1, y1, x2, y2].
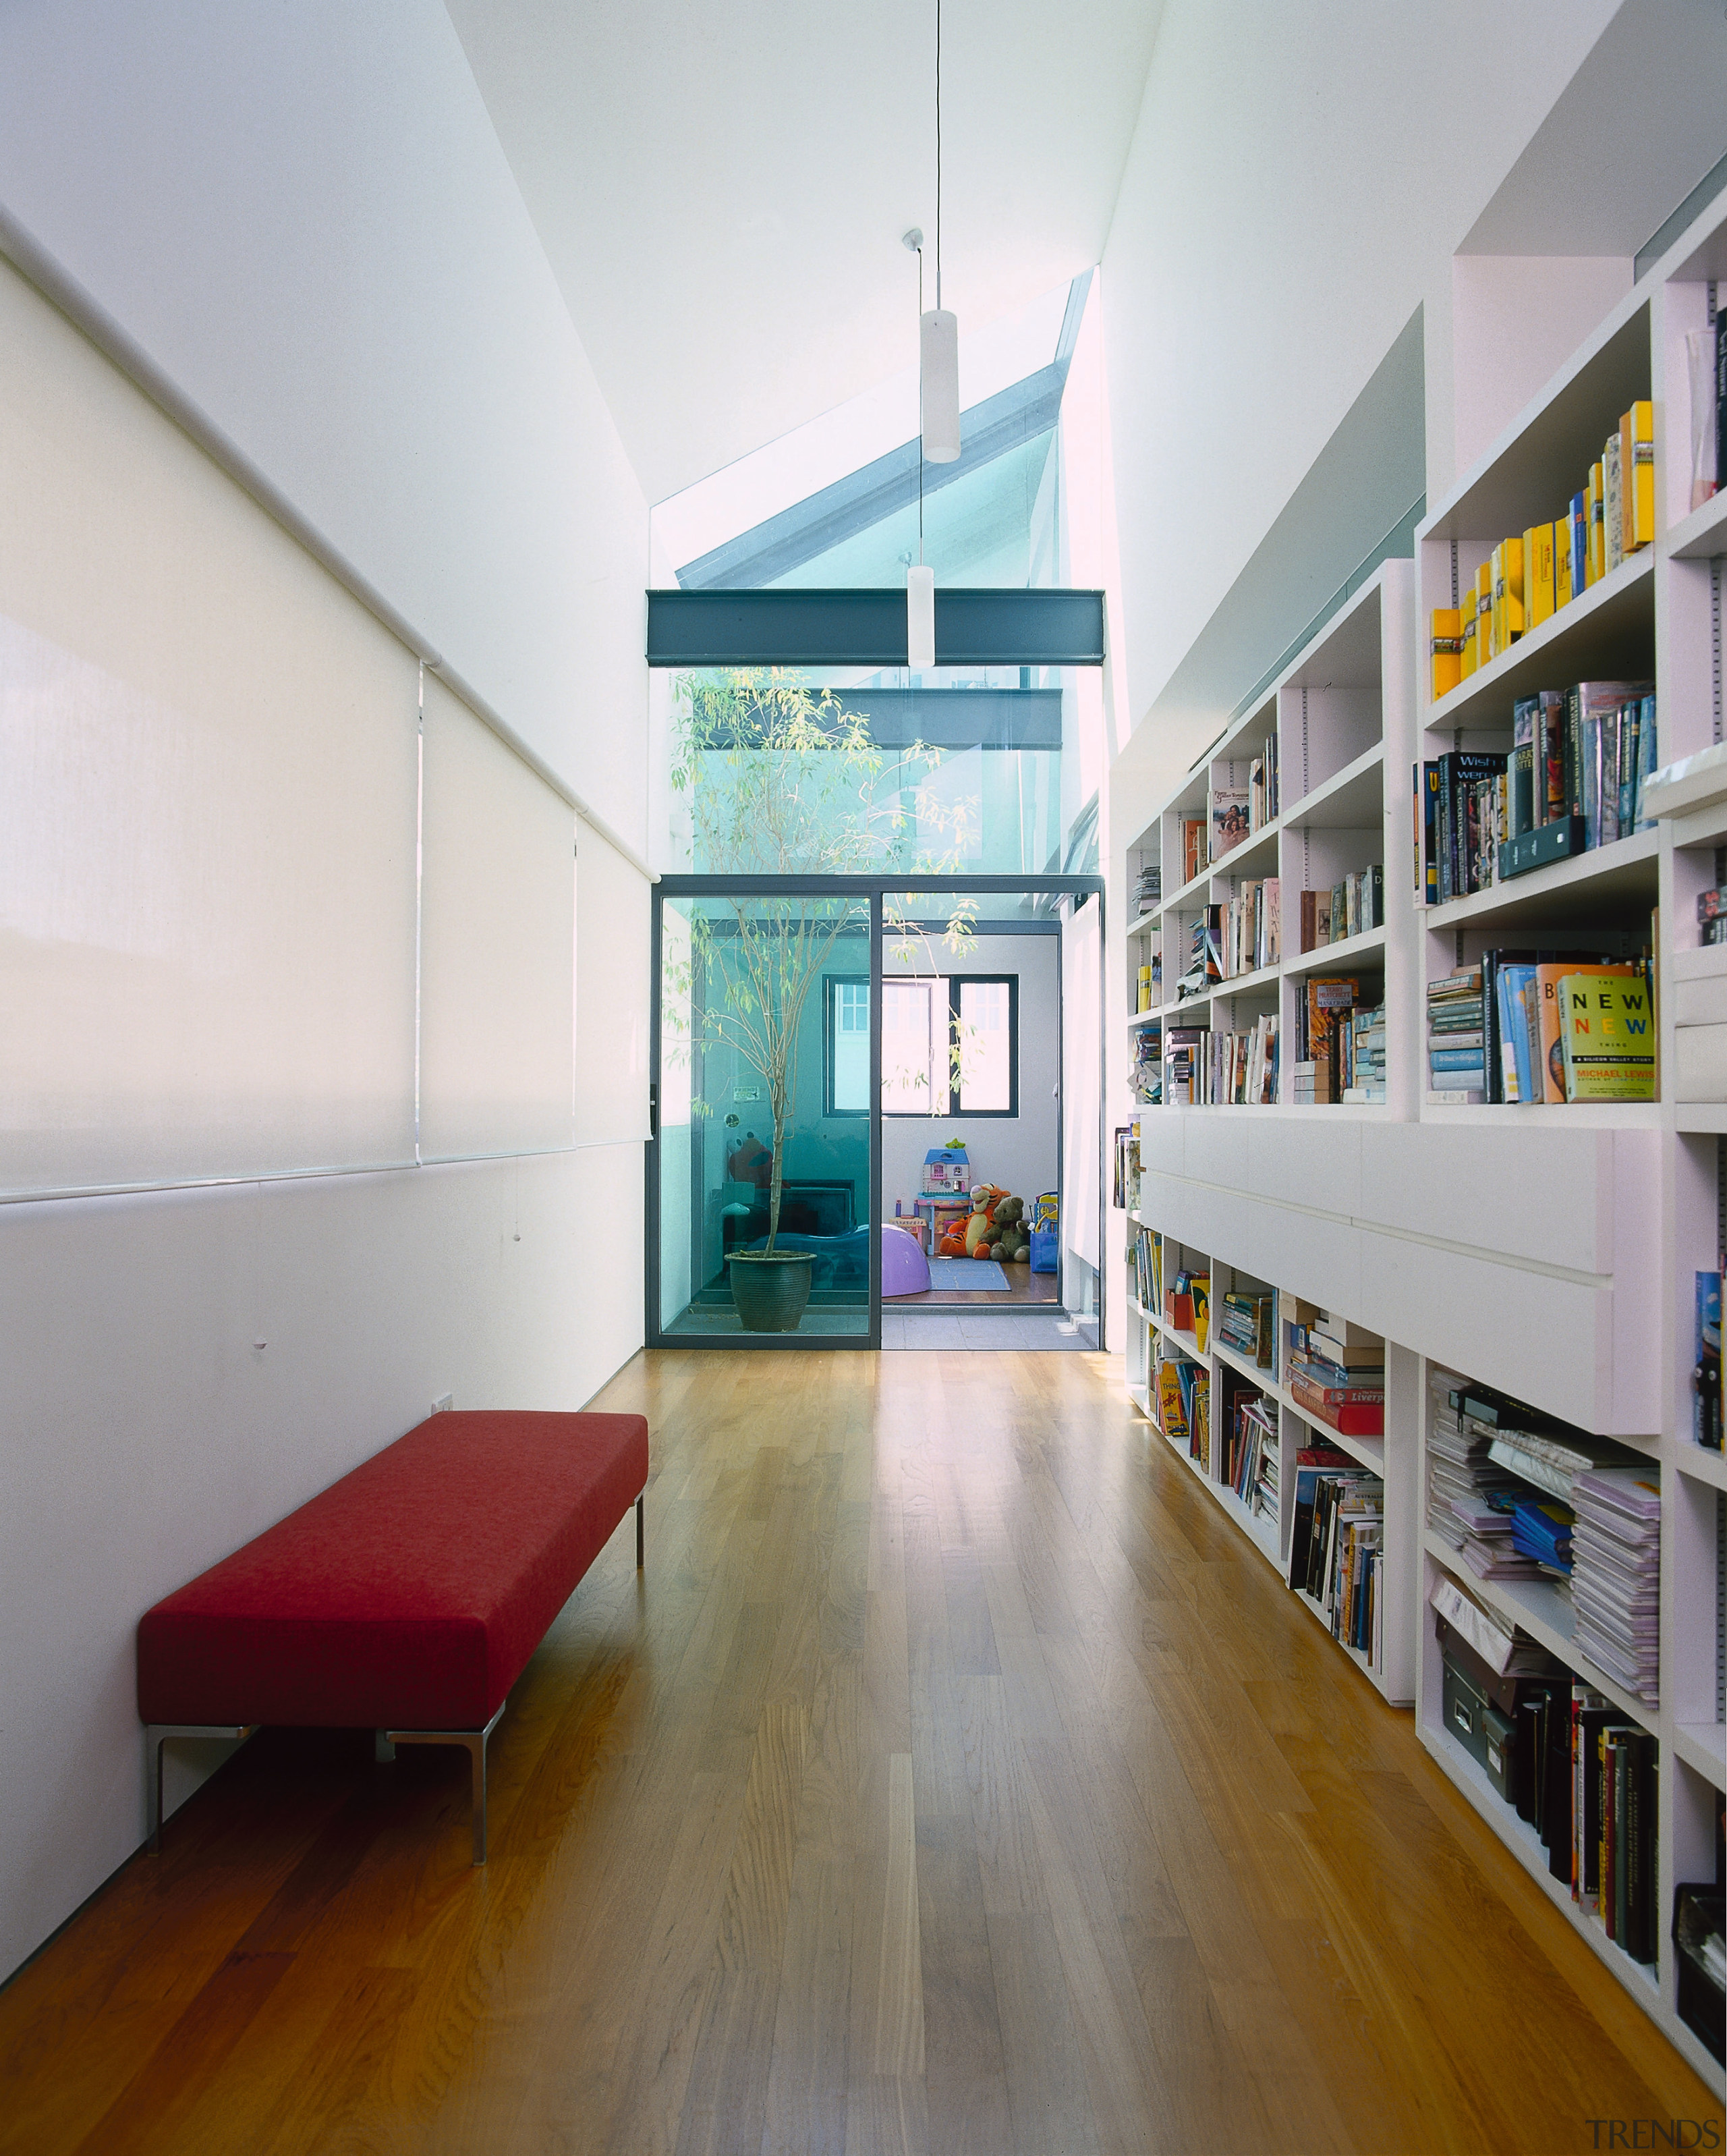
[988, 1194, 1030, 1263]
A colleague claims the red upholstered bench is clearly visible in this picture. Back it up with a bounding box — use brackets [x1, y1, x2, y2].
[137, 1408, 648, 1863]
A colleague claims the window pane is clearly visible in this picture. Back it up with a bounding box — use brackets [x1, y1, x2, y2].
[957, 979, 1012, 1111]
[830, 979, 870, 1112]
[882, 978, 941, 1113]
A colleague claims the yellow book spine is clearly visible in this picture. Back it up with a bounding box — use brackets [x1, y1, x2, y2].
[1556, 520, 1573, 609]
[1475, 561, 1492, 665]
[1525, 523, 1554, 628]
[1430, 608, 1463, 700]
[1460, 609, 1477, 679]
[1587, 462, 1604, 586]
[1629, 398, 1654, 550]
[1500, 532, 1525, 644]
[1488, 543, 1504, 661]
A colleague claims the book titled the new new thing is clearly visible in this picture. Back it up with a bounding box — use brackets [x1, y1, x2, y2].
[1557, 972, 1655, 1101]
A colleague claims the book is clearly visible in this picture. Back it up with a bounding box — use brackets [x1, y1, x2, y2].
[1568, 492, 1587, 603]
[1156, 1360, 1187, 1442]
[1587, 461, 1604, 586]
[1431, 607, 1463, 700]
[1624, 401, 1654, 554]
[1603, 431, 1624, 577]
[1556, 519, 1574, 609]
[1492, 533, 1524, 656]
[1524, 522, 1555, 629]
[1301, 977, 1359, 1103]
[1695, 1269, 1722, 1449]
[1494, 962, 1537, 1103]
[1289, 1372, 1384, 1437]
[1535, 962, 1635, 1103]
[1210, 787, 1249, 861]
[1556, 970, 1655, 1101]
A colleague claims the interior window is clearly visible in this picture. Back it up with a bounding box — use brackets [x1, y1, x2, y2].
[826, 974, 1019, 1117]
[826, 977, 872, 1114]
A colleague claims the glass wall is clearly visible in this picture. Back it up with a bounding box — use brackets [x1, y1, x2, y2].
[658, 892, 872, 1338]
[667, 663, 1084, 881]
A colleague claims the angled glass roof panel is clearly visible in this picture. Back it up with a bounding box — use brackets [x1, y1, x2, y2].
[654, 275, 1087, 593]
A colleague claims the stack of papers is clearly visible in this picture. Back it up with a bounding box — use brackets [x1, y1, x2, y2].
[1570, 1467, 1661, 1704]
[1427, 1370, 1523, 1553]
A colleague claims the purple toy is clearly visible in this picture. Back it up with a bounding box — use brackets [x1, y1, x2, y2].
[880, 1222, 932, 1298]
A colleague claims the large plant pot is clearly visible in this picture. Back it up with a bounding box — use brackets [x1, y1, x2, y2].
[728, 1250, 816, 1333]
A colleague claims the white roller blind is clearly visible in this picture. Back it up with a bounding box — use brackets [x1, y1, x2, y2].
[418, 674, 575, 1160]
[575, 817, 650, 1144]
[0, 255, 418, 1196]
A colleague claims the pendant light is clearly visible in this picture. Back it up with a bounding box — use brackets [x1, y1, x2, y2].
[904, 230, 936, 667]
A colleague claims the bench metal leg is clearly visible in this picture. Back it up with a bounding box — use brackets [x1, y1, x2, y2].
[144, 1723, 257, 1852]
[386, 1700, 506, 1865]
[636, 1490, 645, 1570]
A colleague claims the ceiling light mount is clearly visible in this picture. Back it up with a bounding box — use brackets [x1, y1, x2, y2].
[907, 3, 957, 667]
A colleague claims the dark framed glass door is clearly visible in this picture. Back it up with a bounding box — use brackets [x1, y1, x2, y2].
[646, 875, 1103, 1349]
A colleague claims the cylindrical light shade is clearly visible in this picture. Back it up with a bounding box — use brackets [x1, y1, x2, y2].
[907, 563, 936, 669]
[919, 308, 960, 462]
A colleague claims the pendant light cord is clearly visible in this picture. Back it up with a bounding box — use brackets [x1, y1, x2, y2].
[934, 0, 942, 311]
[917, 242, 925, 566]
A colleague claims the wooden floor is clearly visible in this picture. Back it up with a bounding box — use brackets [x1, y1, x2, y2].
[1, 1348, 1718, 2154]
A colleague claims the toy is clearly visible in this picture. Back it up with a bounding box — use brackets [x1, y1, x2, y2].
[963, 1184, 1009, 1256]
[1029, 1190, 1059, 1273]
[988, 1194, 1029, 1263]
[922, 1144, 971, 1196]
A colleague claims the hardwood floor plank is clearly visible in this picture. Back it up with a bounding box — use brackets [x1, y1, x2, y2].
[862, 1753, 924, 2080]
[762, 1850, 852, 2156]
[984, 1908, 1102, 2156]
[69, 1948, 294, 2156]
[672, 1964, 777, 2156]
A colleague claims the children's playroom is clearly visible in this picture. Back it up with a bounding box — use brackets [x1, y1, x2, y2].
[878, 926, 1068, 1326]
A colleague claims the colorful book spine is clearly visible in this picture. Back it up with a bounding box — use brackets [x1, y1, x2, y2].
[1524, 522, 1555, 630]
[1430, 607, 1463, 700]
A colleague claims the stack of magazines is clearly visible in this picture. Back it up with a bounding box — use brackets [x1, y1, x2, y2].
[1427, 1369, 1526, 1557]
[1570, 1466, 1661, 1704]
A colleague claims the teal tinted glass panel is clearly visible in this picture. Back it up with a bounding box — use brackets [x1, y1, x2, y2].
[658, 893, 871, 1339]
[669, 663, 1092, 878]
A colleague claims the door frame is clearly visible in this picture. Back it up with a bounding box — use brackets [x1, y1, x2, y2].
[645, 874, 1105, 1351]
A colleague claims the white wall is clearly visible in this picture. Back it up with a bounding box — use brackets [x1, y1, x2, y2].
[1100, 0, 1616, 738]
[0, 1146, 644, 1980]
[881, 935, 1061, 1215]
[0, 3, 652, 1980]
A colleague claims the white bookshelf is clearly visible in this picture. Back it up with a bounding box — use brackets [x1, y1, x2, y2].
[1120, 189, 1727, 2089]
[1123, 1211, 1418, 1703]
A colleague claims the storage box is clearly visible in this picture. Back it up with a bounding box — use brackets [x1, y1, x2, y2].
[1673, 1886, 1725, 2065]
[1482, 1703, 1518, 1806]
[1498, 816, 1585, 881]
[1441, 1652, 1495, 1776]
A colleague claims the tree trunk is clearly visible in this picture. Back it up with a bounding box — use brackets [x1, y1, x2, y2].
[764, 1077, 787, 1254]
